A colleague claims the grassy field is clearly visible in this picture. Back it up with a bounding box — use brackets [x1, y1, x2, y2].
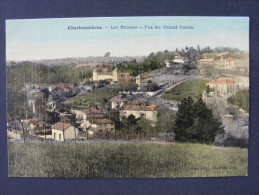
[8, 142, 248, 178]
[163, 79, 208, 102]
[66, 88, 120, 107]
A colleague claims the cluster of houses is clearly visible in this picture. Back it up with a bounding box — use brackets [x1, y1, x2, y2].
[202, 77, 249, 127]
[9, 92, 160, 141]
[199, 52, 239, 69]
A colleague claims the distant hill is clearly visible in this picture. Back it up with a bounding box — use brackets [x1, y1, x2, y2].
[7, 56, 145, 67]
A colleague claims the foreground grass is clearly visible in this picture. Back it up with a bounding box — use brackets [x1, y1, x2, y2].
[163, 79, 208, 102]
[8, 142, 247, 178]
[66, 88, 119, 107]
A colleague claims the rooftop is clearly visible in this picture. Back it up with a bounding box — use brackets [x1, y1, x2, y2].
[95, 118, 114, 124]
[122, 104, 159, 111]
[109, 96, 124, 102]
[83, 108, 103, 115]
[52, 122, 71, 131]
[216, 52, 230, 57]
[93, 68, 113, 73]
[208, 78, 237, 85]
[226, 58, 235, 61]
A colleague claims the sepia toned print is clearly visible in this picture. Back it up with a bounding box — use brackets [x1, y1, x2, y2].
[6, 17, 249, 178]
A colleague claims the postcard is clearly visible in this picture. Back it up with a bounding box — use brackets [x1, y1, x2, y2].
[6, 16, 249, 178]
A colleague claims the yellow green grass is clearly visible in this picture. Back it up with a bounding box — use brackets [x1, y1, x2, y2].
[163, 79, 208, 102]
[66, 88, 119, 107]
[8, 142, 247, 178]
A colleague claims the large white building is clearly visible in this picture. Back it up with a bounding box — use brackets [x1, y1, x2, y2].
[207, 78, 237, 97]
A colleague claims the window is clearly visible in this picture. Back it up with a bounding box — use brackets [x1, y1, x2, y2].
[54, 133, 56, 140]
[59, 134, 61, 140]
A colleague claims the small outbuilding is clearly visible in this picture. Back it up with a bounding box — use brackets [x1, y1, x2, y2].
[52, 122, 78, 141]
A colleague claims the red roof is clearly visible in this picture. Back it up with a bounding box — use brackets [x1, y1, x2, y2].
[131, 100, 146, 105]
[122, 104, 159, 111]
[93, 68, 113, 72]
[83, 108, 103, 115]
[109, 96, 124, 102]
[95, 118, 114, 124]
[217, 52, 230, 57]
[208, 79, 237, 85]
[52, 122, 71, 131]
[226, 58, 235, 61]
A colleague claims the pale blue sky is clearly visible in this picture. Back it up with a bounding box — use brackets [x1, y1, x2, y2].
[6, 17, 249, 61]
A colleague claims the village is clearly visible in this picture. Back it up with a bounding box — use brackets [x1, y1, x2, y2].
[7, 49, 249, 146]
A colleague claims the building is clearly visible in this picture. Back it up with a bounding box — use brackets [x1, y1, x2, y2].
[207, 78, 237, 97]
[233, 76, 249, 89]
[21, 118, 45, 129]
[216, 51, 230, 60]
[136, 75, 148, 86]
[109, 96, 125, 110]
[173, 53, 184, 64]
[52, 122, 78, 141]
[82, 108, 104, 120]
[92, 68, 114, 82]
[120, 104, 159, 123]
[201, 53, 218, 60]
[92, 67, 133, 85]
[165, 60, 171, 68]
[118, 72, 133, 85]
[88, 118, 115, 136]
[225, 58, 235, 68]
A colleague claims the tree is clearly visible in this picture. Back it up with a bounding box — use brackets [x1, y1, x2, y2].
[173, 96, 223, 144]
[126, 114, 137, 128]
[192, 98, 224, 144]
[46, 111, 61, 124]
[173, 96, 195, 141]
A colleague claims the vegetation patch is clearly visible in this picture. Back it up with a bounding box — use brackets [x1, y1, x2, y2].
[163, 79, 208, 102]
[66, 88, 120, 107]
[228, 90, 249, 112]
[8, 142, 248, 178]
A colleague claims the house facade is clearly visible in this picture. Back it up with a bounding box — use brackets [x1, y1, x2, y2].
[207, 78, 237, 97]
[233, 76, 249, 89]
[92, 68, 114, 82]
[118, 72, 132, 85]
[109, 96, 125, 109]
[88, 118, 115, 136]
[225, 58, 235, 68]
[82, 108, 104, 120]
[120, 104, 159, 123]
[52, 122, 78, 141]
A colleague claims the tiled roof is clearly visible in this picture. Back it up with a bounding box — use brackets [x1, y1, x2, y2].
[208, 78, 237, 85]
[122, 104, 159, 111]
[226, 58, 235, 61]
[95, 118, 114, 124]
[83, 108, 103, 115]
[93, 68, 113, 72]
[216, 52, 230, 57]
[52, 122, 71, 131]
[131, 100, 146, 105]
[109, 96, 124, 102]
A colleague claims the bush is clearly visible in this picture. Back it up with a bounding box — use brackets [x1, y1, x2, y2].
[228, 90, 249, 112]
